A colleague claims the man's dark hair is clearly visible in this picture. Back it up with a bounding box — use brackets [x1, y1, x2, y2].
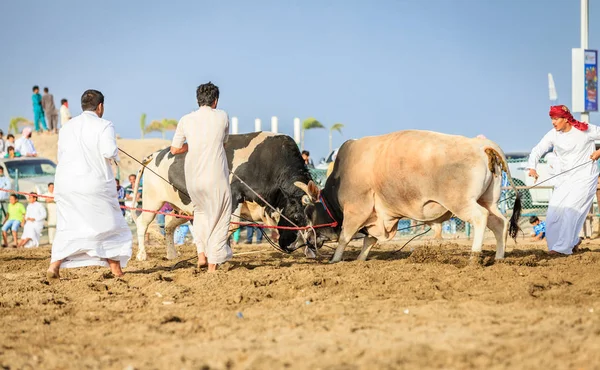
[196, 82, 219, 107]
[529, 216, 539, 224]
[30, 192, 38, 200]
[32, 86, 39, 92]
[0, 130, 4, 136]
[7, 147, 14, 152]
[7, 134, 14, 140]
[9, 194, 17, 200]
[48, 182, 54, 187]
[302, 150, 310, 156]
[129, 174, 136, 178]
[43, 87, 49, 93]
[81, 89, 104, 111]
[61, 98, 67, 105]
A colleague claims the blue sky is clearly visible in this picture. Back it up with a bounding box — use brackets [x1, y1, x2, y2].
[0, 0, 598, 162]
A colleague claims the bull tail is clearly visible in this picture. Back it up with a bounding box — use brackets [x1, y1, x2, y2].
[130, 152, 154, 224]
[484, 146, 522, 240]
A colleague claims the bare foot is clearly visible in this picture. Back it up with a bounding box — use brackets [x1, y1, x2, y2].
[207, 263, 217, 273]
[46, 260, 62, 279]
[197, 252, 207, 268]
[107, 259, 124, 277]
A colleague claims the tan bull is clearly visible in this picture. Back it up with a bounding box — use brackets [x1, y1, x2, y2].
[300, 130, 522, 262]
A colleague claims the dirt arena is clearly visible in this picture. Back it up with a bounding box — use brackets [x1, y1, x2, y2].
[2, 233, 600, 370]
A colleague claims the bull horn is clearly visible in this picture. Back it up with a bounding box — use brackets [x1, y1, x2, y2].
[294, 181, 310, 196]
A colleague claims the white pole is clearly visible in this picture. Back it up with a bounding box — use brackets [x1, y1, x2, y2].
[231, 117, 239, 134]
[271, 116, 278, 133]
[581, 0, 590, 123]
[254, 118, 261, 132]
[293, 117, 301, 145]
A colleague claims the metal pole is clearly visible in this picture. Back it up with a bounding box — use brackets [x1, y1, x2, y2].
[581, 0, 590, 123]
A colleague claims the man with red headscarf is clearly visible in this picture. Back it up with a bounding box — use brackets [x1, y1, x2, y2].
[527, 105, 600, 255]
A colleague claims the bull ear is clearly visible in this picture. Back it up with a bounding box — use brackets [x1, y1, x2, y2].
[307, 180, 320, 201]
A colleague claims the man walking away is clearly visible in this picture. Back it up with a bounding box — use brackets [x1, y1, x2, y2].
[32, 86, 48, 133]
[170, 82, 232, 272]
[47, 89, 132, 279]
[42, 87, 58, 134]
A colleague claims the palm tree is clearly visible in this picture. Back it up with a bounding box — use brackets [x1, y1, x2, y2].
[9, 117, 33, 134]
[329, 123, 344, 154]
[140, 113, 147, 139]
[145, 118, 178, 140]
[145, 120, 165, 139]
[161, 118, 178, 136]
[301, 117, 325, 151]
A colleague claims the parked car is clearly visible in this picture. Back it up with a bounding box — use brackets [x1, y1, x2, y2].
[316, 148, 339, 170]
[0, 157, 56, 197]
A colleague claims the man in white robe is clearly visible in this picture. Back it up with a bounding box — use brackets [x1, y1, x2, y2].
[18, 193, 47, 248]
[527, 105, 600, 255]
[14, 128, 37, 157]
[170, 82, 232, 272]
[47, 89, 132, 279]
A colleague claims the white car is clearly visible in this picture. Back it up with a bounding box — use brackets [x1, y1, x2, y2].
[0, 157, 56, 197]
[315, 148, 339, 171]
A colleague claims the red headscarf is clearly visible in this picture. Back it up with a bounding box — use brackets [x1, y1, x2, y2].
[549, 105, 588, 131]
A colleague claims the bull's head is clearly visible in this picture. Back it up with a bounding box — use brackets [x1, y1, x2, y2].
[286, 180, 338, 257]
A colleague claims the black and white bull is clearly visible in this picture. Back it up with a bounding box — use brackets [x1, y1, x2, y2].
[295, 130, 522, 262]
[132, 132, 315, 261]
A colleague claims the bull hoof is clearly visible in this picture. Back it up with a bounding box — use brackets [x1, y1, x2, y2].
[494, 253, 505, 260]
[136, 251, 147, 261]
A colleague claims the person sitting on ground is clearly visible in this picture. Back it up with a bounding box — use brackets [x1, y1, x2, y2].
[1, 194, 25, 248]
[4, 146, 21, 159]
[18, 193, 47, 248]
[530, 216, 546, 241]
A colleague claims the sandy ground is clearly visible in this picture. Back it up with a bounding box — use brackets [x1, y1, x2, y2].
[30, 132, 170, 178]
[6, 133, 598, 369]
[2, 231, 600, 370]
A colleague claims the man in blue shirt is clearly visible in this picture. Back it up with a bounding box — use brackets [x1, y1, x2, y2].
[31, 86, 48, 133]
[530, 216, 546, 241]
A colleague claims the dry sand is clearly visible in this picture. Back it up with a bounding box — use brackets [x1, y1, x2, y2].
[5, 133, 599, 369]
[2, 235, 600, 370]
